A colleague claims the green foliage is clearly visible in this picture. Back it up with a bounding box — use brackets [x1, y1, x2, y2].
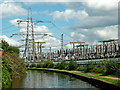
[91, 64, 104, 73]
[64, 65, 69, 70]
[43, 60, 54, 68]
[35, 58, 120, 77]
[84, 61, 94, 73]
[54, 63, 60, 69]
[2, 64, 11, 88]
[2, 41, 26, 88]
[30, 63, 36, 67]
[76, 60, 120, 76]
[77, 65, 85, 71]
[1, 40, 9, 50]
[101, 60, 119, 75]
[2, 52, 26, 78]
[59, 60, 68, 70]
[26, 64, 29, 67]
[7, 46, 19, 54]
[68, 60, 78, 70]
[1, 40, 19, 54]
[37, 62, 43, 68]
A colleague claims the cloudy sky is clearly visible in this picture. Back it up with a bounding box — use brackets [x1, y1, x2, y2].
[0, 0, 119, 52]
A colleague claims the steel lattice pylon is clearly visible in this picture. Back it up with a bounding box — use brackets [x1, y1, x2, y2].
[17, 8, 51, 62]
[17, 8, 35, 62]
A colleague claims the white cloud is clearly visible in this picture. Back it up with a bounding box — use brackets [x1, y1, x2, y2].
[0, 2, 27, 18]
[66, 43, 72, 49]
[9, 19, 27, 27]
[69, 25, 118, 44]
[94, 25, 118, 39]
[9, 18, 61, 50]
[50, 1, 118, 29]
[86, 0, 118, 10]
[71, 32, 75, 37]
[0, 35, 20, 46]
[50, 9, 88, 21]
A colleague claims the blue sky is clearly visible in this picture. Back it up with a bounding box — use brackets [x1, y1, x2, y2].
[0, 0, 119, 51]
[2, 3, 68, 36]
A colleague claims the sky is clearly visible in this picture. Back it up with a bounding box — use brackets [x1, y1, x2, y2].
[0, 0, 119, 52]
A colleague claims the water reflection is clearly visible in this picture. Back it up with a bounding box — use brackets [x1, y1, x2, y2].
[10, 70, 97, 88]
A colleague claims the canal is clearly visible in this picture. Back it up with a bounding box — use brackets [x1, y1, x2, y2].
[10, 70, 99, 88]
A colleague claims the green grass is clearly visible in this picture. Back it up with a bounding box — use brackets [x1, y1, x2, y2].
[70, 71, 120, 85]
[29, 68, 120, 86]
[107, 75, 120, 78]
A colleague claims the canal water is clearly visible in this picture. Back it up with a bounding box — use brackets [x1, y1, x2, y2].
[10, 70, 98, 88]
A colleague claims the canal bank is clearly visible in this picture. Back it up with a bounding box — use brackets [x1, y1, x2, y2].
[28, 68, 120, 89]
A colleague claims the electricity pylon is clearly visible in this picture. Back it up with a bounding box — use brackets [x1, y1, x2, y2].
[17, 8, 51, 62]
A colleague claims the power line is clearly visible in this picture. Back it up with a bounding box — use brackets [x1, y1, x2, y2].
[51, 22, 80, 42]
[2, 24, 14, 30]
[2, 29, 19, 33]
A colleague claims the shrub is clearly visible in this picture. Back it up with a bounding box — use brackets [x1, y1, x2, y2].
[47, 61, 54, 68]
[2, 52, 26, 78]
[30, 63, 36, 67]
[54, 63, 60, 69]
[2, 64, 11, 88]
[43, 60, 54, 68]
[76, 65, 85, 71]
[64, 65, 69, 70]
[91, 63, 104, 73]
[84, 61, 94, 73]
[26, 64, 29, 67]
[7, 46, 19, 54]
[59, 60, 68, 70]
[68, 60, 78, 70]
[102, 60, 119, 75]
[37, 62, 43, 68]
[2, 40, 26, 88]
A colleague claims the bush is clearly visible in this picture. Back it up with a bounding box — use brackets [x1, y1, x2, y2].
[7, 46, 19, 54]
[37, 62, 43, 68]
[43, 60, 54, 68]
[64, 65, 69, 70]
[84, 61, 94, 73]
[54, 63, 60, 69]
[68, 60, 78, 70]
[30, 63, 36, 67]
[2, 52, 26, 79]
[2, 40, 26, 88]
[2, 64, 11, 88]
[102, 60, 119, 75]
[76, 65, 85, 71]
[59, 60, 68, 70]
[47, 61, 54, 68]
[26, 64, 29, 67]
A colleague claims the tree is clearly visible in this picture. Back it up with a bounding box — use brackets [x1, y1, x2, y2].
[1, 40, 9, 50]
[1, 40, 19, 54]
[7, 46, 19, 54]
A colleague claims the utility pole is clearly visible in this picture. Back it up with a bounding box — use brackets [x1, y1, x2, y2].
[17, 8, 50, 62]
[61, 34, 64, 59]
